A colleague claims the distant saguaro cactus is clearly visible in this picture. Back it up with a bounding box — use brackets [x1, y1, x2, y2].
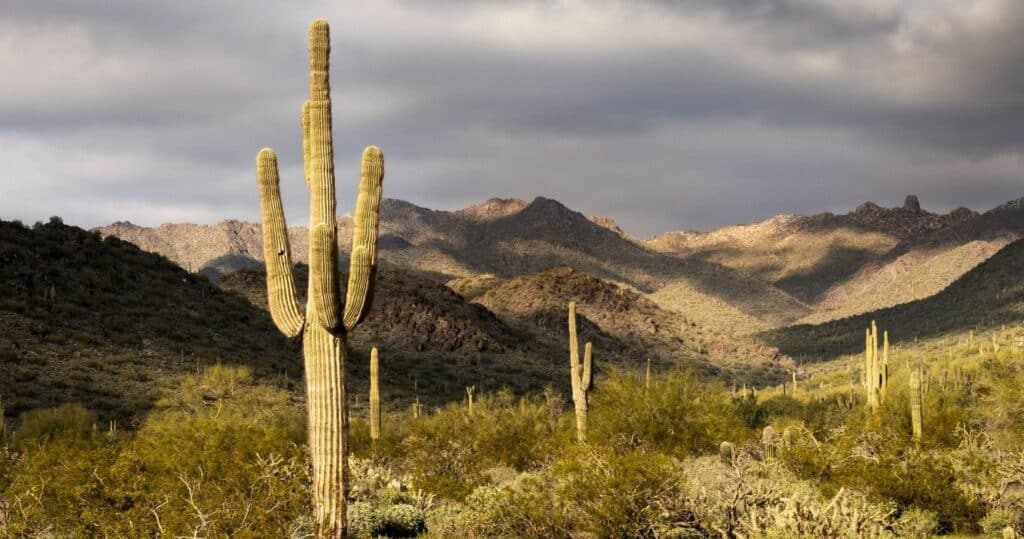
[466, 385, 475, 415]
[568, 301, 593, 442]
[864, 321, 889, 410]
[762, 426, 778, 463]
[369, 347, 381, 441]
[719, 441, 735, 465]
[255, 19, 384, 538]
[910, 366, 923, 442]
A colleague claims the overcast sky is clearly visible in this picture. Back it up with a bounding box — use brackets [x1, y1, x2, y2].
[1, 0, 1022, 236]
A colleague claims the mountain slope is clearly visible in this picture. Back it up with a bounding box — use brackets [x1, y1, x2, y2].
[760, 238, 1024, 361]
[646, 196, 979, 303]
[98, 196, 808, 331]
[449, 265, 793, 384]
[0, 219, 300, 421]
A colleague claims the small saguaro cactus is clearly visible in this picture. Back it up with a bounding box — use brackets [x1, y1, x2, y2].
[568, 301, 593, 443]
[910, 366, 923, 442]
[255, 19, 384, 538]
[762, 426, 778, 463]
[864, 321, 889, 410]
[369, 347, 381, 441]
[645, 357, 652, 392]
[719, 441, 735, 465]
[466, 385, 475, 415]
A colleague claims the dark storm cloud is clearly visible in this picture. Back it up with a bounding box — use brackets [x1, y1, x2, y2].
[1, 0, 1022, 236]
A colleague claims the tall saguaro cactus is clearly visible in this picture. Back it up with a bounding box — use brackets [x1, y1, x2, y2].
[568, 301, 593, 442]
[256, 19, 384, 539]
[369, 347, 381, 441]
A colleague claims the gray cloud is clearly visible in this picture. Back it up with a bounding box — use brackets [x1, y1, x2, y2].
[1, 0, 1022, 236]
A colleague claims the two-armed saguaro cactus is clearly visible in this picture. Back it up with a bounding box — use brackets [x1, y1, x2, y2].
[568, 301, 593, 442]
[369, 347, 381, 441]
[863, 321, 889, 410]
[256, 19, 384, 538]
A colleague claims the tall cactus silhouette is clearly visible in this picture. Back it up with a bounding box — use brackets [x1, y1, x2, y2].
[369, 347, 381, 441]
[568, 301, 593, 442]
[255, 19, 384, 538]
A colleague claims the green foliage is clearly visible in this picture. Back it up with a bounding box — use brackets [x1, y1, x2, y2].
[589, 370, 750, 456]
[3, 328, 1023, 536]
[11, 403, 96, 448]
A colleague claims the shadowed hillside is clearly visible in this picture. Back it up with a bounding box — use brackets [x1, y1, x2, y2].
[760, 238, 1024, 361]
[0, 218, 300, 421]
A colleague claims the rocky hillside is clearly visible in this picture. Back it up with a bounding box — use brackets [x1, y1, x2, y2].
[449, 265, 793, 384]
[98, 196, 807, 332]
[648, 195, 1024, 324]
[760, 237, 1024, 362]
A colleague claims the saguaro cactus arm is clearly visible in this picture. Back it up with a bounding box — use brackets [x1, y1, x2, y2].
[569, 301, 581, 387]
[256, 149, 305, 338]
[369, 347, 381, 440]
[344, 146, 384, 330]
[582, 341, 593, 391]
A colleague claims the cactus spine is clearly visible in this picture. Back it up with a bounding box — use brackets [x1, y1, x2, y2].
[910, 366, 923, 442]
[255, 19, 384, 538]
[568, 301, 593, 442]
[369, 347, 381, 441]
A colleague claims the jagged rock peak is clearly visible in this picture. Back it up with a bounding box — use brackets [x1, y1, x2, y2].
[457, 197, 528, 220]
[903, 195, 922, 213]
[587, 214, 626, 235]
[855, 201, 883, 213]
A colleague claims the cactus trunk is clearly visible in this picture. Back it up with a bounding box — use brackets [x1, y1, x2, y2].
[369, 347, 381, 441]
[568, 301, 593, 443]
[256, 19, 384, 539]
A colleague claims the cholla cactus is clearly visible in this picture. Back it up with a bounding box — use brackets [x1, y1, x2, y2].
[762, 426, 778, 463]
[255, 19, 384, 538]
[369, 347, 381, 441]
[910, 367, 923, 442]
[568, 301, 593, 442]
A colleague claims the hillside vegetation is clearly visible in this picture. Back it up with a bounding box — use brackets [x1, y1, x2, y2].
[3, 325, 1022, 536]
[0, 218, 300, 421]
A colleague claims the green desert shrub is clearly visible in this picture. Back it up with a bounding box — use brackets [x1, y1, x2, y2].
[388, 388, 571, 499]
[11, 403, 96, 448]
[589, 369, 751, 456]
[0, 367, 310, 537]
